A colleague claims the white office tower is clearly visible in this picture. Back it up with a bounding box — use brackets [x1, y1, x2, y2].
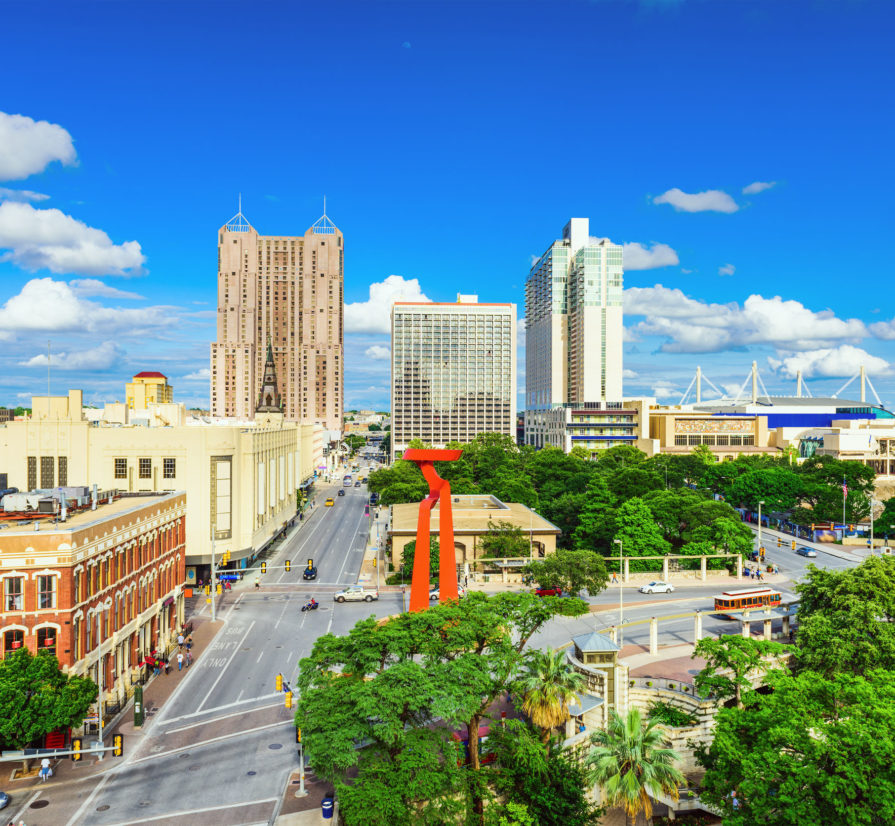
[524, 218, 625, 450]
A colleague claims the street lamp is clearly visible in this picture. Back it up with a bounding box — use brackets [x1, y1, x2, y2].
[614, 538, 623, 648]
[757, 500, 765, 560]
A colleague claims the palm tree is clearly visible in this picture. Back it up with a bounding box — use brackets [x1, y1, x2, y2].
[519, 647, 586, 743]
[586, 707, 685, 826]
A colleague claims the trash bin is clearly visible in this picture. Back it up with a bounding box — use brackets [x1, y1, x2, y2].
[322, 796, 335, 819]
[184, 587, 193, 598]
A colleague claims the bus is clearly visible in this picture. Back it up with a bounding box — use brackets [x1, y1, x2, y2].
[343, 474, 353, 487]
[713, 588, 782, 618]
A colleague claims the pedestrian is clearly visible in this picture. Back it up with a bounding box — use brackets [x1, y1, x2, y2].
[177, 652, 184, 671]
[177, 633, 184, 648]
[186, 638, 192, 652]
[186, 649, 193, 667]
[255, 576, 260, 590]
[39, 757, 50, 782]
[164, 658, 170, 675]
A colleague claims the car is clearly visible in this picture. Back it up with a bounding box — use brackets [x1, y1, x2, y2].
[354, 481, 361, 487]
[0, 791, 9, 810]
[534, 586, 563, 597]
[639, 581, 675, 594]
[429, 585, 468, 601]
[337, 489, 345, 496]
[325, 498, 335, 507]
[796, 546, 817, 558]
[369, 492, 380, 505]
[334, 585, 379, 603]
[302, 565, 318, 581]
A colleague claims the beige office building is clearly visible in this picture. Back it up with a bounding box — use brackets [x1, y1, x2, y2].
[390, 296, 517, 459]
[0, 389, 321, 573]
[210, 206, 343, 431]
[126, 372, 173, 410]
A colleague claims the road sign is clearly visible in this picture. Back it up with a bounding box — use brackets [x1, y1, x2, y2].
[219, 573, 240, 581]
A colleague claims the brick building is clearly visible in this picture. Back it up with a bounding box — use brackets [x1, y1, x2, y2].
[0, 490, 186, 713]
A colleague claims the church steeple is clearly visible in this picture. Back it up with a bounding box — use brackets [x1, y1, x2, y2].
[255, 340, 282, 413]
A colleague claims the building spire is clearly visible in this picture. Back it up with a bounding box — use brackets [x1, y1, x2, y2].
[224, 193, 252, 232]
[255, 339, 282, 413]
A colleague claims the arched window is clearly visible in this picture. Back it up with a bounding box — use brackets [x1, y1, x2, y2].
[3, 628, 24, 655]
[37, 627, 57, 655]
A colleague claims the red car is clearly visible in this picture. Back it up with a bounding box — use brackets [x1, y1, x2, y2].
[534, 586, 563, 597]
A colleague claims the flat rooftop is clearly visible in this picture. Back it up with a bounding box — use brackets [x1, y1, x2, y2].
[390, 495, 560, 535]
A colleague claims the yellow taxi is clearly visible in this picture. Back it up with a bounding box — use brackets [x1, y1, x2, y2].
[325, 497, 335, 507]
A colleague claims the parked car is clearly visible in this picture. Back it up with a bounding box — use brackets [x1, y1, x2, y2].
[639, 581, 675, 594]
[354, 481, 361, 487]
[534, 586, 563, 597]
[338, 489, 345, 496]
[334, 585, 379, 603]
[429, 585, 467, 601]
[369, 492, 380, 505]
[302, 565, 318, 581]
[796, 546, 817, 558]
[325, 498, 335, 507]
[0, 790, 9, 810]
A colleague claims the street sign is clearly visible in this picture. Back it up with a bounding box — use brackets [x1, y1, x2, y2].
[219, 573, 240, 581]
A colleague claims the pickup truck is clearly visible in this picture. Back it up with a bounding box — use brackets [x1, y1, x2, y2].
[333, 585, 379, 603]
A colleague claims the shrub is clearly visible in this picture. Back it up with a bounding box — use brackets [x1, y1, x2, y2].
[647, 700, 698, 728]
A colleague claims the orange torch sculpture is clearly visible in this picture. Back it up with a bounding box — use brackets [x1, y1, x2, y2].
[402, 448, 463, 612]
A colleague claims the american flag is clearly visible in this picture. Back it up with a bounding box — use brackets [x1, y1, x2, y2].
[842, 477, 848, 497]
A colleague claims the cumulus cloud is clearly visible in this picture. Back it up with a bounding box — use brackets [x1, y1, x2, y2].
[345, 275, 430, 334]
[0, 277, 174, 339]
[622, 242, 680, 271]
[0, 187, 50, 203]
[364, 345, 390, 360]
[653, 187, 739, 213]
[623, 369, 638, 379]
[182, 367, 211, 380]
[768, 345, 891, 379]
[718, 263, 736, 276]
[651, 382, 679, 399]
[625, 285, 867, 354]
[742, 181, 776, 195]
[0, 112, 77, 181]
[69, 278, 144, 299]
[19, 340, 124, 371]
[869, 318, 895, 341]
[0, 201, 145, 276]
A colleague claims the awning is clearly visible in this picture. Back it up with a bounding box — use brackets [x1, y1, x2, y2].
[162, 596, 175, 607]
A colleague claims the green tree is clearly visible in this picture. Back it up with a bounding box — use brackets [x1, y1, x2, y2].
[642, 488, 702, 542]
[693, 634, 786, 709]
[480, 520, 530, 558]
[593, 444, 648, 472]
[381, 431, 391, 455]
[0, 649, 98, 751]
[875, 496, 895, 537]
[572, 476, 617, 551]
[483, 469, 539, 509]
[697, 668, 895, 826]
[525, 548, 609, 596]
[344, 434, 366, 455]
[398, 536, 440, 581]
[542, 491, 589, 549]
[612, 497, 671, 566]
[368, 423, 382, 431]
[586, 707, 684, 826]
[519, 648, 586, 743]
[727, 467, 803, 512]
[607, 466, 664, 500]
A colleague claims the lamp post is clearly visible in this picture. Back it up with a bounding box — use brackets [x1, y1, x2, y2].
[757, 500, 765, 559]
[96, 609, 105, 758]
[210, 534, 216, 623]
[871, 499, 879, 552]
[614, 538, 623, 648]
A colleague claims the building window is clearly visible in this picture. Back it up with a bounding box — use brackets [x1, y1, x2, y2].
[27, 456, 37, 490]
[37, 575, 57, 609]
[4, 577, 23, 611]
[163, 458, 176, 479]
[674, 435, 688, 446]
[3, 629, 24, 654]
[37, 627, 56, 655]
[114, 458, 127, 479]
[57, 456, 68, 487]
[40, 456, 54, 488]
[74, 570, 82, 602]
[139, 458, 152, 479]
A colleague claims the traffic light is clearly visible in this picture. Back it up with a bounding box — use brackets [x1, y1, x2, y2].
[791, 540, 797, 550]
[72, 737, 82, 761]
[307, 559, 313, 570]
[216, 583, 222, 594]
[296, 727, 302, 743]
[261, 562, 267, 574]
[276, 673, 283, 692]
[285, 691, 293, 709]
[777, 538, 782, 547]
[285, 559, 291, 572]
[204, 585, 210, 595]
[112, 734, 124, 757]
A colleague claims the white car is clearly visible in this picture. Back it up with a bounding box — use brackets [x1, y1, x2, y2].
[639, 581, 675, 594]
[429, 585, 468, 601]
[334, 585, 379, 603]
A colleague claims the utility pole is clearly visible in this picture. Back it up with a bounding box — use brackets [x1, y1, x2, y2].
[757, 500, 765, 558]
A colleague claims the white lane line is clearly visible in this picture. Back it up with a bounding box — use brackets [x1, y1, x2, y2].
[195, 620, 256, 713]
[255, 650, 264, 663]
[273, 593, 291, 629]
[278, 504, 330, 583]
[161, 695, 282, 728]
[326, 612, 334, 635]
[95, 796, 280, 826]
[335, 502, 369, 583]
[11, 791, 41, 824]
[130, 720, 291, 765]
[236, 689, 244, 703]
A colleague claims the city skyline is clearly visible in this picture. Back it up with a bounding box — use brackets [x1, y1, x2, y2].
[1, 1, 893, 411]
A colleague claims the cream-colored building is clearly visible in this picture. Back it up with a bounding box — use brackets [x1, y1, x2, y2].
[649, 408, 776, 459]
[210, 206, 343, 431]
[126, 371, 173, 410]
[0, 390, 321, 574]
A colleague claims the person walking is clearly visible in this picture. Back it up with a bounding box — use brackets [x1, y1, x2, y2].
[39, 757, 50, 782]
[177, 633, 184, 649]
[186, 649, 193, 667]
[177, 651, 184, 671]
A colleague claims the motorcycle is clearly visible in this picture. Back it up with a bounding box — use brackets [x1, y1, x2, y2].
[301, 601, 319, 612]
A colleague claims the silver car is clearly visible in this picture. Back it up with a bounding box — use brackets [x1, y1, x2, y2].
[639, 581, 675, 594]
[796, 546, 817, 558]
[333, 585, 379, 603]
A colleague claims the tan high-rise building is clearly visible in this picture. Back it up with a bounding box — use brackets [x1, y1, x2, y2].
[210, 206, 343, 430]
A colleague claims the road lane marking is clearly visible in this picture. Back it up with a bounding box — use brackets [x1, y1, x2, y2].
[335, 502, 369, 583]
[196, 620, 256, 713]
[95, 796, 280, 826]
[273, 593, 291, 629]
[160, 694, 282, 726]
[11, 790, 41, 824]
[130, 720, 292, 765]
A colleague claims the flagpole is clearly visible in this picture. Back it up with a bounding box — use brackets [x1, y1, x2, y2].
[842, 476, 847, 528]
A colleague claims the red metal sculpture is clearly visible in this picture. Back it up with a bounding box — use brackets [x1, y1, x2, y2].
[402, 448, 463, 612]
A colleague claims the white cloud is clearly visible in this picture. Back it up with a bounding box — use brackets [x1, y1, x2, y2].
[742, 181, 776, 195]
[0, 201, 145, 276]
[718, 263, 736, 276]
[623, 369, 638, 379]
[19, 340, 124, 371]
[869, 318, 895, 341]
[721, 382, 744, 397]
[0, 112, 77, 181]
[0, 277, 174, 339]
[625, 285, 867, 354]
[364, 345, 390, 360]
[653, 187, 739, 214]
[768, 345, 891, 379]
[651, 382, 679, 399]
[622, 242, 680, 270]
[182, 367, 211, 380]
[345, 275, 430, 334]
[0, 187, 50, 203]
[69, 278, 144, 299]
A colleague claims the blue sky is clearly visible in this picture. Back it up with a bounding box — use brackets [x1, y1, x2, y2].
[1, 0, 893, 411]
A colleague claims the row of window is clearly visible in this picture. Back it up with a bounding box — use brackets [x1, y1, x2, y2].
[114, 457, 177, 480]
[4, 576, 56, 611]
[672, 435, 756, 446]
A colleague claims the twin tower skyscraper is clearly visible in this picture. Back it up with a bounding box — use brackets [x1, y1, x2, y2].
[210, 205, 344, 432]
